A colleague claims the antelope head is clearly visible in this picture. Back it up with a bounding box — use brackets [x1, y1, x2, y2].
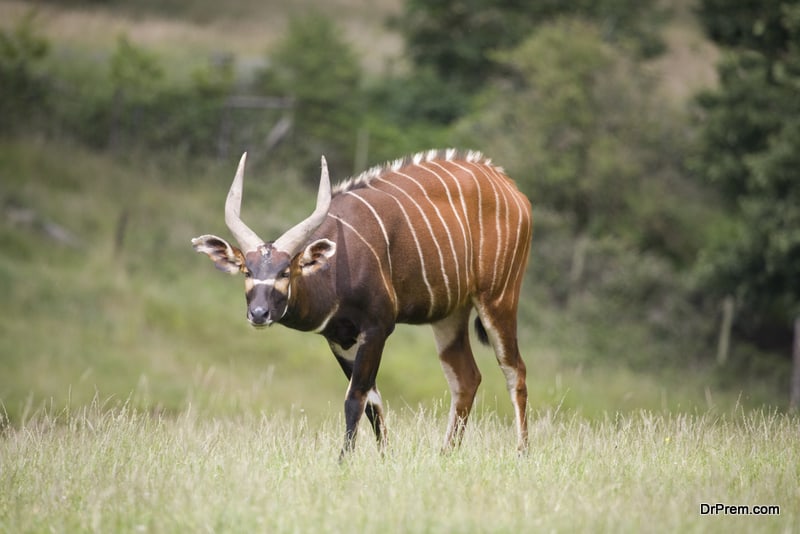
[192, 153, 334, 327]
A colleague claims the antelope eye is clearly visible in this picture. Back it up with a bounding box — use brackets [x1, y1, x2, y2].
[281, 269, 290, 278]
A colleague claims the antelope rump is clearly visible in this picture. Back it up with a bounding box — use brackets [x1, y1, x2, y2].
[192, 149, 533, 457]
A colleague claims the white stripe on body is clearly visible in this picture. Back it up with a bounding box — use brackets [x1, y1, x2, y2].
[415, 162, 472, 305]
[469, 161, 509, 296]
[425, 161, 475, 296]
[375, 175, 452, 311]
[484, 163, 531, 308]
[392, 169, 463, 307]
[327, 213, 398, 315]
[451, 160, 501, 292]
[368, 181, 438, 317]
[312, 303, 340, 333]
[344, 190, 394, 278]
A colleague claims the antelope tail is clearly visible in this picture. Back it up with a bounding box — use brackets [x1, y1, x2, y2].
[474, 317, 490, 346]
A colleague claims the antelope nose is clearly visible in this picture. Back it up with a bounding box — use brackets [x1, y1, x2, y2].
[250, 306, 269, 324]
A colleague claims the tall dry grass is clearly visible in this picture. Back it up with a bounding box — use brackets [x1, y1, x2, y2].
[1, 400, 797, 533]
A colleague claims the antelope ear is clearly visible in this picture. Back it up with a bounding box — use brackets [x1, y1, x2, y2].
[191, 235, 246, 275]
[299, 238, 336, 273]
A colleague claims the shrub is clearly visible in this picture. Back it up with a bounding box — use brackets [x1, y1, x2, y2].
[0, 11, 50, 134]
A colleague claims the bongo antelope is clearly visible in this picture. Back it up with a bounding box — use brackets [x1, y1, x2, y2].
[192, 149, 532, 456]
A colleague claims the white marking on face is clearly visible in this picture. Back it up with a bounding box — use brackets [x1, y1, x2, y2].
[251, 278, 276, 286]
[280, 283, 291, 320]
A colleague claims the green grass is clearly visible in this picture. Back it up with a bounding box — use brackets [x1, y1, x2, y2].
[1, 402, 797, 533]
[1, 3, 794, 529]
[0, 135, 787, 427]
[1, 140, 794, 534]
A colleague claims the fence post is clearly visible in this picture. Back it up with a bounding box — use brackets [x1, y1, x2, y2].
[790, 316, 800, 411]
[716, 295, 735, 366]
[567, 235, 588, 305]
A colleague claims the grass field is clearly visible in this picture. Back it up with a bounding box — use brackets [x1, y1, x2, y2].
[0, 0, 403, 77]
[1, 402, 797, 533]
[1, 2, 796, 531]
[2, 136, 782, 429]
[1, 135, 793, 531]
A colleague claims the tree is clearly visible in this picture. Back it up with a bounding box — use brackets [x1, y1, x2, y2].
[697, 0, 792, 77]
[452, 18, 712, 359]
[394, 0, 664, 119]
[0, 10, 50, 132]
[258, 13, 362, 177]
[454, 18, 689, 246]
[694, 1, 800, 358]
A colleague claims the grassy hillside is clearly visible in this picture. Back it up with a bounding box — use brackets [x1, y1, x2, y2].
[0, 0, 788, 428]
[0, 136, 782, 429]
[2, 4, 795, 531]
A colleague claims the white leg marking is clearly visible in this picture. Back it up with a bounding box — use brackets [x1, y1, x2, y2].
[366, 388, 383, 406]
[439, 359, 461, 446]
[332, 333, 366, 400]
[472, 301, 526, 444]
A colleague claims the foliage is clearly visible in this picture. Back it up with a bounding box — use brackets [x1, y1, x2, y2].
[454, 18, 700, 255]
[110, 35, 164, 104]
[451, 19, 724, 369]
[0, 10, 50, 133]
[697, 0, 794, 68]
[1, 0, 794, 413]
[394, 0, 665, 123]
[364, 66, 469, 126]
[257, 13, 363, 178]
[694, 0, 800, 347]
[2, 138, 784, 431]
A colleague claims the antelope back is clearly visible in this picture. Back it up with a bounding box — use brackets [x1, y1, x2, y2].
[328, 149, 532, 322]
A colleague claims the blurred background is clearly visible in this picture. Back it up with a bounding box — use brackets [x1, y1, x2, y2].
[1, 0, 798, 426]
